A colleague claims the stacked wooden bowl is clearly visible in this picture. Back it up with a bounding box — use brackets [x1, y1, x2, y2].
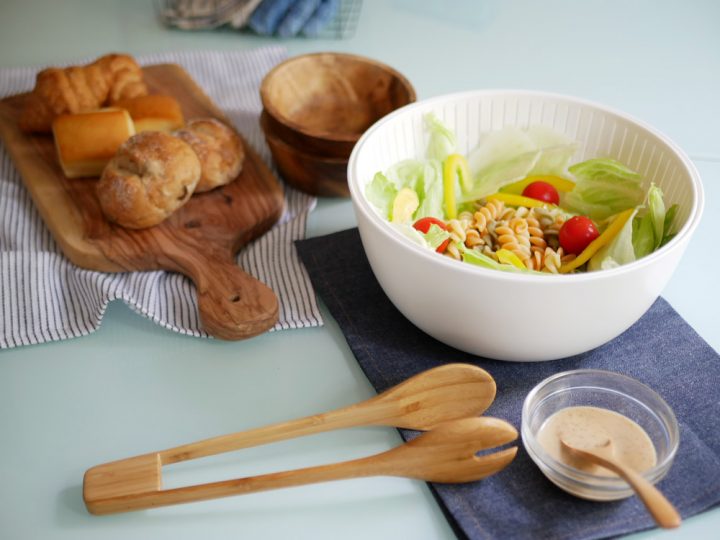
[259, 52, 416, 197]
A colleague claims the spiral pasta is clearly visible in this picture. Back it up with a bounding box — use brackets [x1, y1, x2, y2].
[444, 218, 468, 260]
[437, 197, 575, 271]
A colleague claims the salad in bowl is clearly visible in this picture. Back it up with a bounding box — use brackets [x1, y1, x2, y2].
[366, 115, 679, 276]
[347, 90, 703, 361]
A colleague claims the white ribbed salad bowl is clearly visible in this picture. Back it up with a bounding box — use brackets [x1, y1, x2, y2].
[348, 90, 703, 361]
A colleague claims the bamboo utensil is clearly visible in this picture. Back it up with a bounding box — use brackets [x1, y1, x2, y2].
[85, 416, 517, 515]
[561, 436, 681, 529]
[84, 363, 506, 514]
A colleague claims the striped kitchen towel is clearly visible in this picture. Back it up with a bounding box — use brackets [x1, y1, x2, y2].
[0, 47, 323, 349]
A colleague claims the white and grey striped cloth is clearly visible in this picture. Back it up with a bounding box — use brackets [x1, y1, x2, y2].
[0, 47, 324, 349]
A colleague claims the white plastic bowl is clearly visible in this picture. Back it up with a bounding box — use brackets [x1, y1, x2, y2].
[348, 90, 704, 361]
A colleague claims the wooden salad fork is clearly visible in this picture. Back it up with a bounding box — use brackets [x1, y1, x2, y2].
[83, 363, 516, 514]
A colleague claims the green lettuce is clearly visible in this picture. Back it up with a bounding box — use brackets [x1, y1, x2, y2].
[425, 113, 457, 161]
[589, 183, 676, 270]
[419, 223, 451, 250]
[365, 172, 397, 220]
[457, 244, 547, 275]
[525, 125, 578, 176]
[461, 126, 577, 202]
[462, 127, 540, 201]
[632, 183, 669, 258]
[588, 208, 639, 271]
[414, 160, 444, 219]
[563, 158, 645, 221]
[366, 157, 445, 223]
[660, 204, 680, 247]
[390, 223, 428, 247]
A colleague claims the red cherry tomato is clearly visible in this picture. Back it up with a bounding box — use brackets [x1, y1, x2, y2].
[559, 216, 600, 255]
[413, 217, 450, 253]
[522, 181, 560, 205]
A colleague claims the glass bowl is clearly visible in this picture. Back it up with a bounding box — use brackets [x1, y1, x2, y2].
[521, 369, 680, 501]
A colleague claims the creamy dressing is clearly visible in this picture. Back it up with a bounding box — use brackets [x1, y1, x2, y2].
[536, 406, 657, 476]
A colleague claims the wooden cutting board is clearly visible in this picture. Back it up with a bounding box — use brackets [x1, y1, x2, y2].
[0, 64, 285, 340]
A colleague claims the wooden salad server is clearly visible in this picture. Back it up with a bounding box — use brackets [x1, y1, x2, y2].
[84, 363, 502, 514]
[84, 417, 517, 515]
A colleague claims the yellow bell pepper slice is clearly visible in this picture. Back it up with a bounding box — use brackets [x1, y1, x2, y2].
[443, 154, 471, 218]
[485, 192, 555, 209]
[501, 175, 576, 195]
[496, 249, 527, 269]
[391, 187, 420, 224]
[559, 208, 635, 273]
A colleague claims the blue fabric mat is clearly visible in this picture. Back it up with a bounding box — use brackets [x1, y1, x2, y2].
[296, 228, 720, 540]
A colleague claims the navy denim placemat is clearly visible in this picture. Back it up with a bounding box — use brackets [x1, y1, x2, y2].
[296, 228, 720, 540]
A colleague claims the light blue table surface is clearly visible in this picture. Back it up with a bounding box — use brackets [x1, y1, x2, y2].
[0, 1, 718, 538]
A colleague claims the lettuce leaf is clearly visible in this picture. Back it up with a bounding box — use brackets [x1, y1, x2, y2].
[563, 158, 645, 221]
[390, 222, 429, 247]
[632, 183, 668, 258]
[660, 203, 679, 247]
[415, 160, 444, 219]
[648, 183, 666, 250]
[461, 126, 578, 202]
[457, 243, 547, 275]
[425, 113, 457, 161]
[371, 158, 445, 222]
[365, 172, 397, 220]
[462, 127, 540, 201]
[590, 184, 674, 270]
[588, 208, 639, 271]
[525, 125, 578, 176]
[420, 223, 451, 250]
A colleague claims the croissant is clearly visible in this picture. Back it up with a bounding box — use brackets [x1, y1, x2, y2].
[19, 53, 148, 133]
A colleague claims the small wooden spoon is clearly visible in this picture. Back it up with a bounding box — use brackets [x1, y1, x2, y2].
[85, 416, 517, 515]
[560, 436, 681, 529]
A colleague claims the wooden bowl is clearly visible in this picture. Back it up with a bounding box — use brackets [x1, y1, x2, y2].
[260, 111, 349, 197]
[260, 52, 416, 159]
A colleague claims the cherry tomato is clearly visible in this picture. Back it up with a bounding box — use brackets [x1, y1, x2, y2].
[522, 181, 560, 205]
[559, 216, 600, 255]
[413, 217, 450, 253]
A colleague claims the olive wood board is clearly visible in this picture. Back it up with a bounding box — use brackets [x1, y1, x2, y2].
[0, 64, 285, 340]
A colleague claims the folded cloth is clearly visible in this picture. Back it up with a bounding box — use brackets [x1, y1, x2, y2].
[0, 48, 324, 349]
[301, 0, 339, 37]
[248, 0, 339, 36]
[296, 228, 720, 540]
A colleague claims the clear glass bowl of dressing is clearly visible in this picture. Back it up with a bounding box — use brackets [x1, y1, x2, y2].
[521, 369, 680, 501]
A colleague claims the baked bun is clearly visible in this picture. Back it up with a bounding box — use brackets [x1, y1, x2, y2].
[52, 108, 135, 178]
[173, 118, 244, 193]
[19, 53, 148, 133]
[96, 131, 201, 229]
[114, 94, 185, 133]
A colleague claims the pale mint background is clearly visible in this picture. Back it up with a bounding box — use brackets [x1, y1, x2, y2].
[0, 1, 718, 539]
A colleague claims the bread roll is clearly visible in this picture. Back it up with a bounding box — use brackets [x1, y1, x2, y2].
[114, 94, 185, 133]
[96, 131, 201, 229]
[19, 53, 148, 133]
[173, 118, 244, 192]
[52, 108, 135, 178]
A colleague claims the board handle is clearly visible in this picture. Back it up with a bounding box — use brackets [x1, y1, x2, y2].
[163, 245, 279, 340]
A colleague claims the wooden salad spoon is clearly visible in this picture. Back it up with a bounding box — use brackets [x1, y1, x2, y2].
[84, 363, 500, 514]
[560, 436, 681, 529]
